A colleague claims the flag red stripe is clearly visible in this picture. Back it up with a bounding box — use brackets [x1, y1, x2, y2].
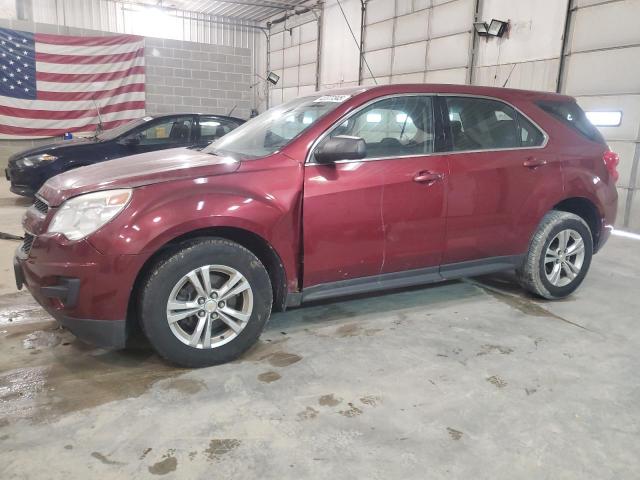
[0, 101, 145, 120]
[0, 118, 137, 136]
[36, 83, 145, 101]
[35, 33, 143, 46]
[35, 48, 144, 65]
[36, 65, 145, 83]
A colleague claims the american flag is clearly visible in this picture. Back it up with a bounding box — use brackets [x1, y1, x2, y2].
[0, 27, 145, 139]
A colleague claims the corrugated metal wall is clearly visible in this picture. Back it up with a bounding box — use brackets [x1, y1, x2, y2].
[11, 0, 259, 48]
[561, 0, 640, 231]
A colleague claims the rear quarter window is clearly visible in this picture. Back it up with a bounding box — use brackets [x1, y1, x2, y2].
[537, 100, 606, 144]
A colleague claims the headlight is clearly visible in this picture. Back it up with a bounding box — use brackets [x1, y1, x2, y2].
[17, 153, 58, 168]
[48, 189, 132, 241]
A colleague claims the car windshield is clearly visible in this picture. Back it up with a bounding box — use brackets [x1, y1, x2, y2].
[203, 94, 351, 160]
[96, 117, 150, 141]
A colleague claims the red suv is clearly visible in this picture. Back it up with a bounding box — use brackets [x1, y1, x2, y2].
[15, 84, 618, 367]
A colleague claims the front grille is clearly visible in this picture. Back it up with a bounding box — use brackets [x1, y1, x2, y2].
[22, 233, 34, 254]
[32, 198, 49, 215]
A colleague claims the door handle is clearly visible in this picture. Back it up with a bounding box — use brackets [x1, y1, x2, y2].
[523, 157, 548, 169]
[413, 171, 444, 184]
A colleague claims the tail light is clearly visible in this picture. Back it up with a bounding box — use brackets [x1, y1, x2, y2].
[603, 150, 619, 183]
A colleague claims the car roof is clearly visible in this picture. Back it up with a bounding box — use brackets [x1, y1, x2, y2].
[149, 113, 245, 123]
[311, 83, 574, 103]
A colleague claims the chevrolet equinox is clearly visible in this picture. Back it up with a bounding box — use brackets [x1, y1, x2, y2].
[14, 84, 618, 367]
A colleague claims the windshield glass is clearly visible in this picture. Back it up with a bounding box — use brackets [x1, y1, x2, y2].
[96, 117, 150, 141]
[203, 94, 351, 160]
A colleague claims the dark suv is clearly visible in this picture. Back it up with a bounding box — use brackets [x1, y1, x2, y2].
[14, 84, 618, 367]
[5, 113, 244, 197]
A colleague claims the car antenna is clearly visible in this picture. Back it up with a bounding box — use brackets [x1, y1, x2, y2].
[227, 105, 237, 117]
[92, 99, 104, 138]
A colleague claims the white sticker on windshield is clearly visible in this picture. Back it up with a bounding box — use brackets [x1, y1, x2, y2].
[143, 116, 153, 121]
[314, 95, 351, 103]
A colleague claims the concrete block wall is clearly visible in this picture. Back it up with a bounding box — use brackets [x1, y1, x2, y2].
[144, 37, 252, 118]
[0, 17, 253, 163]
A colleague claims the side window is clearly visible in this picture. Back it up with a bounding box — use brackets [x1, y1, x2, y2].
[199, 117, 238, 144]
[517, 113, 545, 147]
[131, 117, 193, 146]
[325, 96, 434, 159]
[445, 97, 520, 151]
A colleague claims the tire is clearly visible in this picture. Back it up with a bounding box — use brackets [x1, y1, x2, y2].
[139, 238, 272, 367]
[517, 211, 593, 300]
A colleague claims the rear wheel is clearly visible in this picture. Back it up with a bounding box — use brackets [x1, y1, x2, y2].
[518, 211, 593, 299]
[140, 238, 272, 367]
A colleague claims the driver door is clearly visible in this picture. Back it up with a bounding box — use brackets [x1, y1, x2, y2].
[302, 95, 448, 288]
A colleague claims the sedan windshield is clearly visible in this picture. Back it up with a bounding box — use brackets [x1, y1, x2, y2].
[203, 94, 351, 160]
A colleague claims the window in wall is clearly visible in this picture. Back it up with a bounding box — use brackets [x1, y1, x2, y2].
[445, 97, 520, 151]
[327, 96, 435, 159]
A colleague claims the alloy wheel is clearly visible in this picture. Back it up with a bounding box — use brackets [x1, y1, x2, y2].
[544, 229, 586, 287]
[166, 265, 253, 349]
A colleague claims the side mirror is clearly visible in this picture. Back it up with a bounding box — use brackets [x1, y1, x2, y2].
[314, 135, 366, 164]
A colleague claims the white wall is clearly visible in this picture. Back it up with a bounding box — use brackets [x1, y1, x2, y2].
[257, 0, 640, 230]
[472, 0, 568, 91]
[562, 0, 640, 230]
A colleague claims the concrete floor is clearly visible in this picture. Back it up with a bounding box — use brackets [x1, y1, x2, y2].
[0, 179, 638, 479]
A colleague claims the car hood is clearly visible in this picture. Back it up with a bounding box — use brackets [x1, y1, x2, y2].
[8, 137, 97, 162]
[39, 147, 241, 206]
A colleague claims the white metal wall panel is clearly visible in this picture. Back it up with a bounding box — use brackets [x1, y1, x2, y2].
[604, 141, 638, 189]
[300, 41, 318, 65]
[283, 46, 300, 68]
[299, 63, 316, 86]
[430, 0, 474, 38]
[366, 0, 397, 25]
[393, 41, 427, 75]
[570, 0, 640, 53]
[426, 67, 468, 84]
[564, 47, 640, 96]
[392, 72, 426, 83]
[575, 95, 640, 143]
[363, 48, 393, 78]
[474, 58, 560, 91]
[427, 33, 470, 70]
[365, 19, 394, 52]
[395, 9, 429, 45]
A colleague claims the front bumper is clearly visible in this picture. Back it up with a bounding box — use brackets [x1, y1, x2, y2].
[13, 235, 144, 349]
[5, 166, 42, 198]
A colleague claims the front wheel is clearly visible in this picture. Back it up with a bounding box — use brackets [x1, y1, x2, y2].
[518, 211, 593, 299]
[139, 238, 272, 367]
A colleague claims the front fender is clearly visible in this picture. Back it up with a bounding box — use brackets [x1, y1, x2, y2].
[88, 167, 302, 291]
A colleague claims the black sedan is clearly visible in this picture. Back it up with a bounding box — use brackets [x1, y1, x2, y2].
[5, 113, 244, 197]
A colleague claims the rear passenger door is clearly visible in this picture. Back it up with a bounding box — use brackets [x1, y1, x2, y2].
[439, 96, 561, 265]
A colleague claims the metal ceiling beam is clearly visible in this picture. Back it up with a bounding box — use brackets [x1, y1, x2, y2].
[193, 0, 304, 11]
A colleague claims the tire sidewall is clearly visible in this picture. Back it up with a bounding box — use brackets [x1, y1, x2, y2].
[141, 240, 272, 367]
[537, 218, 593, 298]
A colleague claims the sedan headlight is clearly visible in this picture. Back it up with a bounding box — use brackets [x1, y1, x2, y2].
[17, 153, 58, 168]
[48, 189, 132, 241]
